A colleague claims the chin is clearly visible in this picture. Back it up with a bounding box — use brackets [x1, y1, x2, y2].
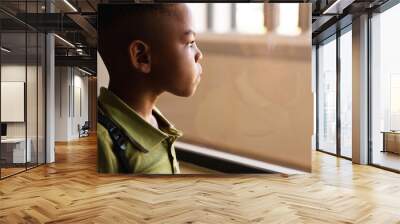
[175, 85, 198, 97]
[172, 76, 201, 97]
[180, 88, 196, 97]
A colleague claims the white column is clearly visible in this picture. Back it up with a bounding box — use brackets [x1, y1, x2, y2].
[45, 0, 55, 163]
[352, 14, 369, 164]
[46, 32, 55, 163]
[54, 67, 73, 141]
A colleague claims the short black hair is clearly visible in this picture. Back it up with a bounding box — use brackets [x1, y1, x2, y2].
[97, 4, 177, 75]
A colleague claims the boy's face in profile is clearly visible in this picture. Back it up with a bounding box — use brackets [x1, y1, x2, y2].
[146, 4, 203, 97]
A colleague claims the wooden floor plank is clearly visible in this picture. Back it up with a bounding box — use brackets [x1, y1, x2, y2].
[0, 135, 400, 223]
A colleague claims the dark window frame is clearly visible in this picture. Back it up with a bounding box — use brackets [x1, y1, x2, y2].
[0, 0, 47, 180]
[367, 0, 400, 173]
[315, 23, 353, 161]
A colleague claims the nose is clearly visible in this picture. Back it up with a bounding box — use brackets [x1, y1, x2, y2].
[195, 46, 203, 62]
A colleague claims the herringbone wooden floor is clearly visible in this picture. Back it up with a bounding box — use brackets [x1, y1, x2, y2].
[1, 135, 400, 223]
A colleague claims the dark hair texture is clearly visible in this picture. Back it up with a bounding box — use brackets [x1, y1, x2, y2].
[97, 4, 176, 75]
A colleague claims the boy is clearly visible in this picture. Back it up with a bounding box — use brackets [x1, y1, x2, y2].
[97, 3, 203, 174]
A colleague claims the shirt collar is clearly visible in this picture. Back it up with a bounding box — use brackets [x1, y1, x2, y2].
[98, 87, 182, 151]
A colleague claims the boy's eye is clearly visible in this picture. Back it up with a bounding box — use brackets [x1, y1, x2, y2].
[188, 40, 196, 47]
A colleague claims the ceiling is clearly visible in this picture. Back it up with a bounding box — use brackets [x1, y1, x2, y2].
[0, 0, 394, 74]
[311, 0, 391, 43]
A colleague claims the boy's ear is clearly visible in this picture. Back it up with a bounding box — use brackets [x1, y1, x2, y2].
[128, 40, 151, 74]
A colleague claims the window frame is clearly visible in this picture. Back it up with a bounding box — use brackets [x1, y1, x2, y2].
[368, 0, 400, 173]
[315, 24, 353, 161]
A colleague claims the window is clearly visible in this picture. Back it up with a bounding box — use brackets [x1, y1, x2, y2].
[186, 3, 300, 35]
[390, 74, 400, 130]
[186, 3, 207, 33]
[277, 4, 301, 36]
[315, 25, 353, 159]
[312, 45, 317, 150]
[212, 3, 232, 33]
[370, 2, 400, 171]
[317, 37, 337, 154]
[235, 3, 265, 34]
[0, 1, 47, 179]
[339, 28, 352, 158]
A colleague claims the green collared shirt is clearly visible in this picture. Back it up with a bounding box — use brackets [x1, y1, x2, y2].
[97, 87, 183, 174]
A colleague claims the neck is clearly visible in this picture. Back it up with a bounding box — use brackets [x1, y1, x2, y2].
[108, 77, 162, 123]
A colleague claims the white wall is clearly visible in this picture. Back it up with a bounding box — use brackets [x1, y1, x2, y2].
[1, 64, 46, 164]
[97, 51, 109, 96]
[55, 67, 89, 141]
[1, 82, 25, 122]
[1, 65, 36, 138]
[55, 67, 69, 141]
[72, 73, 89, 138]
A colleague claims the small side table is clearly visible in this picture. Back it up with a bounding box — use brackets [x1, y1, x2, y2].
[381, 131, 400, 154]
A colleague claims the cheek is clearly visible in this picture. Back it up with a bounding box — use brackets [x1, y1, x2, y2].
[158, 47, 198, 89]
[172, 50, 195, 77]
[181, 50, 198, 75]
